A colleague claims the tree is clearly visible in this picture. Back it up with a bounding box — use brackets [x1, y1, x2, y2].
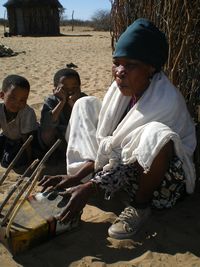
[91, 9, 111, 31]
[59, 7, 66, 22]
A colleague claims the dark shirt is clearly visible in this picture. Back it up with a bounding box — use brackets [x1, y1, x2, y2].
[40, 93, 87, 138]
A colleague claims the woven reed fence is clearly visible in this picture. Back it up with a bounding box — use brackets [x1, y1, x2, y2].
[110, 0, 200, 186]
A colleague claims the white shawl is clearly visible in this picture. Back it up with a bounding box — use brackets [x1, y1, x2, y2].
[66, 72, 196, 193]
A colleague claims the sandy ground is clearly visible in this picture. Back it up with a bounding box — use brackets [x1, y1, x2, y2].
[0, 25, 200, 267]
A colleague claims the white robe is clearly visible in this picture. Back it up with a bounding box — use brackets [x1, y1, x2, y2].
[66, 72, 196, 193]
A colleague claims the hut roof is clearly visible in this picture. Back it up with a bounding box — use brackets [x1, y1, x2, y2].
[3, 0, 63, 8]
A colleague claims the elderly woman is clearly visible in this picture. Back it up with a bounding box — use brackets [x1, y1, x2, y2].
[39, 18, 196, 239]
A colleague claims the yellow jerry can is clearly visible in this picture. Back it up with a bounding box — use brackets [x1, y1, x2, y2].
[0, 191, 81, 255]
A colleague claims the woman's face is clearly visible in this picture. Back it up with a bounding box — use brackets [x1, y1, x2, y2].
[112, 57, 155, 97]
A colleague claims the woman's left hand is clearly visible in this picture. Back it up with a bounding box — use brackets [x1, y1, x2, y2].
[57, 182, 94, 223]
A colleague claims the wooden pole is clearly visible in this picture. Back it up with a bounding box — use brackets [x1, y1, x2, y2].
[71, 10, 74, 32]
[0, 139, 61, 227]
[0, 159, 39, 214]
[0, 135, 33, 186]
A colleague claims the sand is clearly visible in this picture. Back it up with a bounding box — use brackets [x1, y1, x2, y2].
[0, 25, 200, 267]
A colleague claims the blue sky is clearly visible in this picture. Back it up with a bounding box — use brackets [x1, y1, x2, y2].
[0, 0, 111, 20]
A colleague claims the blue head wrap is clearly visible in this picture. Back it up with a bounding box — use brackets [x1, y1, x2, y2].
[113, 18, 169, 70]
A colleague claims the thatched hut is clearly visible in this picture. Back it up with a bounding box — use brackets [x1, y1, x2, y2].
[110, 0, 200, 186]
[3, 0, 63, 36]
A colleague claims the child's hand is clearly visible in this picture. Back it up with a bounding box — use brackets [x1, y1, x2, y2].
[67, 93, 81, 107]
[53, 86, 67, 102]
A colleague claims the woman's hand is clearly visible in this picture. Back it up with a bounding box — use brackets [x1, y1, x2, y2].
[38, 174, 80, 192]
[57, 181, 94, 223]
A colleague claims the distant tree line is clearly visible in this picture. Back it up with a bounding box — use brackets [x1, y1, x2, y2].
[60, 9, 111, 31]
[91, 9, 111, 31]
[0, 9, 111, 31]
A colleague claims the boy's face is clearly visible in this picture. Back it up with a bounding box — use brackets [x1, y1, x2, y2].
[57, 76, 81, 97]
[0, 85, 29, 113]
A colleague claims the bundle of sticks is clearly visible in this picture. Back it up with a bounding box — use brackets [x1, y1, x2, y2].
[0, 137, 61, 240]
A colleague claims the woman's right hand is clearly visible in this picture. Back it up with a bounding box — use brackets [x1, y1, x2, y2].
[38, 174, 80, 192]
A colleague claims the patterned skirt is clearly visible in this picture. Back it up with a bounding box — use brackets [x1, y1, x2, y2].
[92, 156, 186, 209]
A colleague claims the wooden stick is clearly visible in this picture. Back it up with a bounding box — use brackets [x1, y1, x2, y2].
[0, 135, 33, 186]
[1, 139, 61, 227]
[0, 159, 39, 214]
[5, 165, 44, 238]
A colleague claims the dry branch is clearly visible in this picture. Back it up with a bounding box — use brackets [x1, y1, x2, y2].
[0, 135, 33, 186]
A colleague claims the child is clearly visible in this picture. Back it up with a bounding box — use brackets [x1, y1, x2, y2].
[0, 74, 38, 168]
[40, 68, 87, 149]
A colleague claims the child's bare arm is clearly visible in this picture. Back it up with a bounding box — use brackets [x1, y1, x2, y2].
[51, 87, 68, 122]
[51, 100, 66, 122]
